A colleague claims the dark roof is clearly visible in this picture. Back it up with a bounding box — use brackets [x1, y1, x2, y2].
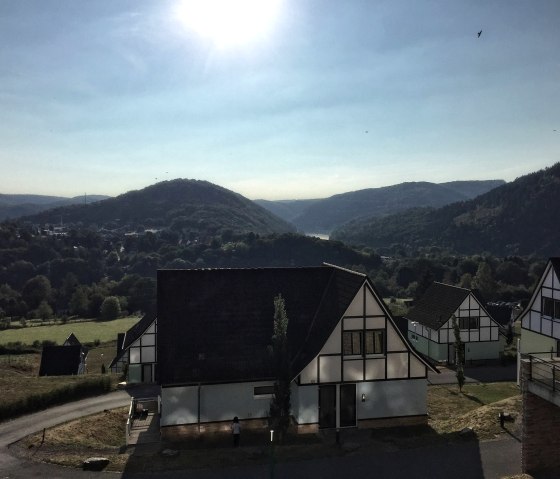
[485, 305, 512, 326]
[122, 313, 155, 350]
[109, 316, 155, 369]
[63, 333, 81, 346]
[550, 257, 560, 277]
[405, 282, 470, 330]
[157, 264, 368, 386]
[39, 345, 82, 376]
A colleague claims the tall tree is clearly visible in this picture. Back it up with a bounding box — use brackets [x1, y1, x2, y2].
[452, 314, 465, 392]
[269, 294, 291, 443]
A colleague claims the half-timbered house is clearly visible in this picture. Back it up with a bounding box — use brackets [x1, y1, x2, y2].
[109, 314, 157, 383]
[519, 258, 560, 355]
[157, 264, 434, 439]
[405, 282, 502, 364]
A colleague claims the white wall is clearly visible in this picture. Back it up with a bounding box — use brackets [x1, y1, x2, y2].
[357, 379, 427, 419]
[292, 384, 318, 425]
[161, 381, 274, 427]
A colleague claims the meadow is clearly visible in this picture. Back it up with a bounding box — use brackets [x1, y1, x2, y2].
[0, 316, 140, 346]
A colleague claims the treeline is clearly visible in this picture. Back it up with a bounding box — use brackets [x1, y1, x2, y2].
[0, 221, 546, 325]
[0, 222, 378, 324]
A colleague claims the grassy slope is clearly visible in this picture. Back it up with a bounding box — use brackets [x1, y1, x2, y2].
[0, 346, 118, 407]
[0, 316, 140, 345]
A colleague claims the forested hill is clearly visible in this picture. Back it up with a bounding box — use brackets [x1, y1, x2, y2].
[331, 163, 560, 256]
[0, 194, 109, 221]
[259, 180, 504, 234]
[22, 179, 296, 235]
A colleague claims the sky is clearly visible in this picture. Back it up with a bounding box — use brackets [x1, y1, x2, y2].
[1, 0, 559, 200]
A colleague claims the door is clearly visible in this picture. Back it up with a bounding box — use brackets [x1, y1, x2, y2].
[318, 385, 336, 429]
[142, 364, 153, 383]
[339, 384, 357, 427]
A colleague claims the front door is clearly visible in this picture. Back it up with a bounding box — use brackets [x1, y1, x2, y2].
[319, 385, 336, 429]
[339, 384, 357, 427]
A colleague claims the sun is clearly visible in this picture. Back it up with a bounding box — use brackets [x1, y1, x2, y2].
[175, 0, 283, 48]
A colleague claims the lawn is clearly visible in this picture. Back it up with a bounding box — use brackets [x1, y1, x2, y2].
[0, 346, 120, 419]
[0, 316, 140, 346]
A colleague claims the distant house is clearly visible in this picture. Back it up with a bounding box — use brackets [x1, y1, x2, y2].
[157, 264, 434, 440]
[519, 258, 560, 355]
[109, 314, 157, 383]
[405, 282, 502, 364]
[38, 333, 87, 376]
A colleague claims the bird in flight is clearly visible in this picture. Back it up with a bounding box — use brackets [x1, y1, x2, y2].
[477, 30, 482, 38]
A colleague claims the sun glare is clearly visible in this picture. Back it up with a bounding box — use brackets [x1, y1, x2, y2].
[175, 0, 283, 48]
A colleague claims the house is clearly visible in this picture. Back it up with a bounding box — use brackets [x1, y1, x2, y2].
[518, 258, 560, 355]
[109, 314, 157, 383]
[157, 264, 434, 440]
[404, 282, 502, 364]
[517, 258, 560, 474]
[39, 333, 87, 376]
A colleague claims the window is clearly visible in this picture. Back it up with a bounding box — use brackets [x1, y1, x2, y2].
[343, 331, 362, 355]
[365, 330, 384, 354]
[343, 330, 384, 355]
[542, 297, 560, 319]
[254, 385, 274, 398]
[459, 317, 479, 330]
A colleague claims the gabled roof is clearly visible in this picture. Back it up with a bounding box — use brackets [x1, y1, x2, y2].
[39, 345, 82, 376]
[518, 257, 560, 325]
[122, 313, 155, 350]
[63, 333, 81, 346]
[405, 282, 470, 330]
[108, 315, 155, 369]
[157, 264, 367, 386]
[550, 257, 560, 278]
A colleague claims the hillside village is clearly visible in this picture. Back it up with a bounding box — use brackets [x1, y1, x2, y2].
[1, 163, 560, 476]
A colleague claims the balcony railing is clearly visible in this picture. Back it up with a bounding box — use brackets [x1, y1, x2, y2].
[523, 353, 560, 393]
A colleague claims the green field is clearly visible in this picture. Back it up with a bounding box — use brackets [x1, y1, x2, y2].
[0, 316, 140, 346]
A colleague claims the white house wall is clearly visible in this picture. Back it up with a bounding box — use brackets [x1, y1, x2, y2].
[292, 385, 319, 425]
[161, 381, 275, 427]
[357, 379, 426, 420]
[298, 282, 427, 384]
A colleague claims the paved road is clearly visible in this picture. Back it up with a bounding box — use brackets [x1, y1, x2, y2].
[117, 439, 520, 479]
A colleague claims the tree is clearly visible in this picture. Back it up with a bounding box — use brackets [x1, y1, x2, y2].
[269, 294, 291, 443]
[452, 314, 465, 392]
[22, 275, 52, 310]
[472, 262, 497, 300]
[69, 286, 89, 317]
[34, 300, 53, 321]
[100, 296, 121, 320]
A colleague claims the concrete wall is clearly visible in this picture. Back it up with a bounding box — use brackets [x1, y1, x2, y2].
[292, 384, 318, 425]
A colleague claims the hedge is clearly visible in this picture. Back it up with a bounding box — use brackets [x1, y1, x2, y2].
[0, 375, 112, 421]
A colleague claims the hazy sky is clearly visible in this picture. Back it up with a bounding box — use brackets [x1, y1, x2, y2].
[1, 0, 559, 200]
